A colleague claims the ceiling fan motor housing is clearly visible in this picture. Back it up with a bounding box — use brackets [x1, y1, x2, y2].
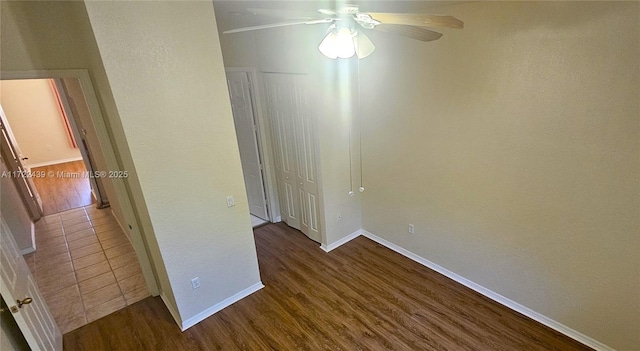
[354, 13, 380, 29]
[339, 5, 360, 15]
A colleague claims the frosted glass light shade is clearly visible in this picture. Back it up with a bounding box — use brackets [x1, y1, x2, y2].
[335, 28, 355, 58]
[354, 31, 375, 59]
[318, 27, 375, 59]
[318, 31, 339, 59]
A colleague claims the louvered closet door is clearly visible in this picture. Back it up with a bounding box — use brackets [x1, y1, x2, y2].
[263, 73, 321, 242]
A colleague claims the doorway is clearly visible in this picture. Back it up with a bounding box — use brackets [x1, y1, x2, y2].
[225, 68, 271, 228]
[0, 78, 103, 216]
[0, 70, 159, 338]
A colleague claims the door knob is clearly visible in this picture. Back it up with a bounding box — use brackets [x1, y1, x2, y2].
[17, 297, 32, 308]
[299, 182, 303, 186]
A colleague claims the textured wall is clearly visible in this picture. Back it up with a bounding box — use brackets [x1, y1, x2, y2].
[360, 2, 639, 349]
[1, 79, 82, 167]
[84, 1, 262, 324]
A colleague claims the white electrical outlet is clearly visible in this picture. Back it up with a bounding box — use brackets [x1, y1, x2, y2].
[226, 195, 235, 207]
[408, 224, 415, 234]
[191, 277, 201, 290]
[337, 212, 342, 221]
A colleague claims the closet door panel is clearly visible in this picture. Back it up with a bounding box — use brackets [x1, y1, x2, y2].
[263, 73, 320, 241]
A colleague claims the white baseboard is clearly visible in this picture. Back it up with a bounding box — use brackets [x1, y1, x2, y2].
[20, 247, 36, 255]
[320, 229, 361, 252]
[110, 209, 129, 240]
[181, 281, 264, 331]
[20, 222, 36, 255]
[360, 230, 615, 351]
[26, 156, 83, 169]
[160, 292, 183, 329]
[272, 216, 282, 223]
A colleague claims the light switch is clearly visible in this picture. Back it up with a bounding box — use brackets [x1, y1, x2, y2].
[226, 195, 235, 207]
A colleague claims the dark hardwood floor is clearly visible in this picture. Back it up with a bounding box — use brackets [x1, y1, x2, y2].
[63, 223, 592, 351]
[31, 160, 94, 215]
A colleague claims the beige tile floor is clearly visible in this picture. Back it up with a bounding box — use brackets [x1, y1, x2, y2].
[24, 205, 149, 334]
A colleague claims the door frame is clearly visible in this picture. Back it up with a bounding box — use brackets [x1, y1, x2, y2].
[261, 73, 324, 242]
[0, 69, 160, 297]
[225, 67, 281, 223]
[54, 78, 107, 207]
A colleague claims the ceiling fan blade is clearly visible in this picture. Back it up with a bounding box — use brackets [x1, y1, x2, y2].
[246, 7, 320, 20]
[223, 19, 333, 34]
[373, 24, 443, 42]
[367, 13, 463, 29]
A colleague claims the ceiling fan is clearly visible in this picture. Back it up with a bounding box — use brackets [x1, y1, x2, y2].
[223, 5, 464, 59]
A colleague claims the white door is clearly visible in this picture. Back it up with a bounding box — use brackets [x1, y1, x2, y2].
[264, 74, 301, 230]
[0, 110, 43, 221]
[226, 71, 269, 221]
[263, 73, 321, 242]
[291, 76, 321, 241]
[0, 219, 62, 350]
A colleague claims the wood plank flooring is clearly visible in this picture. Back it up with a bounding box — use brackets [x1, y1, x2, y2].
[31, 160, 94, 215]
[63, 223, 592, 350]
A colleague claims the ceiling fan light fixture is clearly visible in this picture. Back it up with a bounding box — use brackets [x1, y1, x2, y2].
[318, 29, 339, 59]
[335, 27, 356, 58]
[318, 26, 374, 60]
[229, 6, 464, 53]
[354, 31, 375, 59]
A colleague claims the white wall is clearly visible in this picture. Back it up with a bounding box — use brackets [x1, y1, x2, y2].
[360, 2, 639, 350]
[0, 158, 33, 253]
[83, 1, 262, 326]
[0, 79, 81, 167]
[218, 31, 259, 68]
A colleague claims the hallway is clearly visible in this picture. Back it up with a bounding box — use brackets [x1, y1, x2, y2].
[30, 160, 94, 215]
[24, 206, 149, 334]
